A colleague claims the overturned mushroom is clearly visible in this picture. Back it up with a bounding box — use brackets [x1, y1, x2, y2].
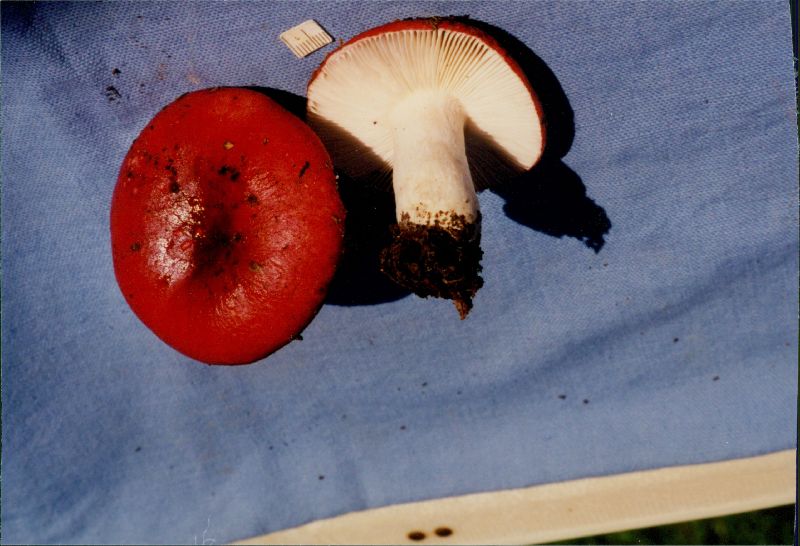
[307, 18, 545, 318]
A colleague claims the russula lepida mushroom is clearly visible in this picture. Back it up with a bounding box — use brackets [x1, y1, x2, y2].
[307, 18, 545, 318]
[111, 88, 345, 365]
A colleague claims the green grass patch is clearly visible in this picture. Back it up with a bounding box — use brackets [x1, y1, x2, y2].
[553, 504, 796, 544]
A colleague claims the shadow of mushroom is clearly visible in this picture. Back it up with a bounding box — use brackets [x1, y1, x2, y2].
[246, 86, 307, 119]
[324, 171, 412, 305]
[455, 17, 612, 252]
[492, 158, 611, 252]
[246, 86, 411, 306]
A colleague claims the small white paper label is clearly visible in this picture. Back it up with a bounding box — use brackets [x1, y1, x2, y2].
[279, 20, 333, 58]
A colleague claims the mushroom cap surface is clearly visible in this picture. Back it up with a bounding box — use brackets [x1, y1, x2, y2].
[307, 18, 546, 188]
[110, 88, 345, 365]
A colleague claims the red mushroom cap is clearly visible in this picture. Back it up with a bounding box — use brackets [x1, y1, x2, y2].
[111, 88, 345, 365]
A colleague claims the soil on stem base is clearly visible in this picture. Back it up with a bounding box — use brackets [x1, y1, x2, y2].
[379, 212, 483, 319]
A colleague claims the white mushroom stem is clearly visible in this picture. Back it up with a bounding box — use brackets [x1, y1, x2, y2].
[388, 90, 479, 229]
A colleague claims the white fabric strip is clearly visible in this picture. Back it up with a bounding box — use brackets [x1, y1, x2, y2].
[234, 450, 795, 545]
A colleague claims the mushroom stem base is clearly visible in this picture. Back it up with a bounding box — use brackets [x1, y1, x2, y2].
[379, 212, 483, 319]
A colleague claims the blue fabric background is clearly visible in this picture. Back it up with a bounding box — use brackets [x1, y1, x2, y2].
[2, 1, 797, 544]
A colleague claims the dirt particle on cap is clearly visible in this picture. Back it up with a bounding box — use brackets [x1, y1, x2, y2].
[130, 242, 142, 252]
[165, 164, 178, 180]
[558, 394, 566, 400]
[112, 68, 121, 76]
[299, 161, 310, 178]
[223, 140, 234, 150]
[218, 165, 240, 181]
